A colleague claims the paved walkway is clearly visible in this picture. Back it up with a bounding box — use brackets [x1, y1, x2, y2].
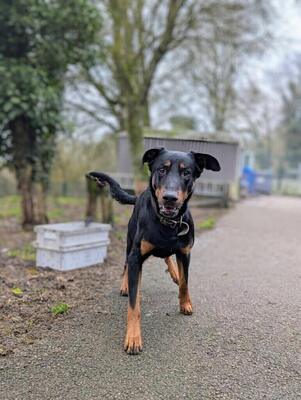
[1, 196, 300, 399]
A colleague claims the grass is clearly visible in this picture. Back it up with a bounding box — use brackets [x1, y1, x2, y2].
[1, 194, 87, 262]
[53, 196, 85, 206]
[198, 217, 216, 230]
[0, 195, 21, 218]
[11, 287, 23, 296]
[113, 214, 121, 224]
[115, 231, 126, 241]
[0, 195, 85, 220]
[50, 303, 70, 315]
[7, 244, 36, 262]
[47, 208, 64, 219]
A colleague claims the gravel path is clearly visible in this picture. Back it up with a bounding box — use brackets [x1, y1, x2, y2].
[1, 196, 300, 400]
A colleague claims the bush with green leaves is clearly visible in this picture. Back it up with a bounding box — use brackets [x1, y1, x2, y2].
[0, 0, 102, 227]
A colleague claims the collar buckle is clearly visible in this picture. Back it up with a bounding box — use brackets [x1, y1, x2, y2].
[177, 221, 190, 236]
[158, 215, 190, 236]
[159, 216, 178, 229]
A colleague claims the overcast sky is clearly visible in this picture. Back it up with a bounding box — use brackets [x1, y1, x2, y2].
[278, 0, 301, 46]
[264, 0, 301, 73]
[151, 0, 301, 132]
[67, 1, 301, 139]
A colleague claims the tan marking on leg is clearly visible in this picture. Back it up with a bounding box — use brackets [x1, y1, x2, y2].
[180, 245, 191, 255]
[120, 264, 128, 296]
[164, 256, 179, 285]
[177, 258, 193, 315]
[140, 240, 155, 256]
[124, 272, 142, 355]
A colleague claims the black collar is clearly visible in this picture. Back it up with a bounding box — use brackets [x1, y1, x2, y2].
[159, 214, 189, 236]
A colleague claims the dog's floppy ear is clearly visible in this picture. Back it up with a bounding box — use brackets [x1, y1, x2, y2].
[142, 147, 165, 168]
[190, 152, 221, 177]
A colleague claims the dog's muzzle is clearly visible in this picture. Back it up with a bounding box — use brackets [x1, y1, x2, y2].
[159, 204, 180, 218]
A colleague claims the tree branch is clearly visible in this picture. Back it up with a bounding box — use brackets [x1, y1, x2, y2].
[141, 0, 190, 103]
[66, 100, 118, 131]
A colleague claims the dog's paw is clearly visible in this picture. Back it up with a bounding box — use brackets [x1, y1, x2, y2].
[124, 334, 143, 355]
[120, 288, 128, 297]
[180, 301, 193, 315]
[120, 273, 128, 296]
[86, 172, 106, 187]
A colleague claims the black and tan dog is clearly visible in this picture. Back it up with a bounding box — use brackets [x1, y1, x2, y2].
[87, 147, 220, 355]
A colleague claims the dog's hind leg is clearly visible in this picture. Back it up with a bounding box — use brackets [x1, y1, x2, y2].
[164, 256, 179, 285]
[120, 263, 128, 296]
[120, 232, 133, 296]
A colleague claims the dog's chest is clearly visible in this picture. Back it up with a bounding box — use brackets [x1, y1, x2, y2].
[147, 234, 189, 258]
[151, 247, 177, 258]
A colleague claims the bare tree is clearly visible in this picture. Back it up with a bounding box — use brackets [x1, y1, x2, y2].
[152, 0, 276, 133]
[68, 0, 199, 177]
[67, 0, 277, 178]
[189, 41, 239, 132]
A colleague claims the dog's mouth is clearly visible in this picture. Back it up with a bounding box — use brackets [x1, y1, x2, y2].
[158, 204, 180, 218]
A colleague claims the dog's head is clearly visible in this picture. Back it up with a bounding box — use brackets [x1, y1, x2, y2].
[143, 147, 220, 218]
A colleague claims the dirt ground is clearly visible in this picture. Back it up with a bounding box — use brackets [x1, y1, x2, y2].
[0, 196, 226, 357]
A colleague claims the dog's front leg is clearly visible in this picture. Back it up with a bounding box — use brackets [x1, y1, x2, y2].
[164, 256, 179, 285]
[124, 240, 154, 354]
[124, 249, 143, 355]
[120, 263, 129, 296]
[176, 250, 193, 315]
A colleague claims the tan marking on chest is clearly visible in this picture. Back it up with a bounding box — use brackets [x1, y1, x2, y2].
[140, 240, 155, 256]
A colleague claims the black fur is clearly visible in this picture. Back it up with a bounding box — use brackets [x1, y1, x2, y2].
[87, 148, 220, 308]
[86, 172, 136, 205]
[87, 148, 220, 354]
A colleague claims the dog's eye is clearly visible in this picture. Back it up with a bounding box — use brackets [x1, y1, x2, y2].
[158, 167, 167, 175]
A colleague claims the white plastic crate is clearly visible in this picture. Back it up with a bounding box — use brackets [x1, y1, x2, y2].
[34, 221, 111, 271]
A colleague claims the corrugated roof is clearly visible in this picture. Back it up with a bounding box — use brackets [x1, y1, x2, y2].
[117, 133, 241, 181]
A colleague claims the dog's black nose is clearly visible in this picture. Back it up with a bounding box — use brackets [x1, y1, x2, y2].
[163, 192, 178, 202]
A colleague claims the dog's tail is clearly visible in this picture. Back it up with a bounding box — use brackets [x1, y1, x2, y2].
[86, 172, 137, 205]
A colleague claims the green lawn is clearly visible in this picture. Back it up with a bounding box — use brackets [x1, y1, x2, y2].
[0, 195, 20, 218]
[0, 195, 85, 220]
[7, 244, 36, 261]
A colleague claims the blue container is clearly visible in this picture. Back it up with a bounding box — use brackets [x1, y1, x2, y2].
[254, 172, 273, 195]
[241, 166, 256, 194]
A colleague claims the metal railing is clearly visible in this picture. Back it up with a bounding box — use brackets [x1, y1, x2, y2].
[109, 172, 229, 199]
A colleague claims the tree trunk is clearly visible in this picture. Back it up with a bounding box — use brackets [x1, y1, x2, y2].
[15, 165, 49, 229]
[125, 101, 146, 191]
[16, 165, 35, 230]
[10, 116, 49, 229]
[143, 99, 150, 127]
[100, 187, 114, 224]
[33, 182, 49, 225]
[85, 180, 114, 223]
[86, 179, 98, 220]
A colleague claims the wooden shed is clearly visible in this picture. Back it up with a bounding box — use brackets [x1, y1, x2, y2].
[112, 133, 241, 205]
